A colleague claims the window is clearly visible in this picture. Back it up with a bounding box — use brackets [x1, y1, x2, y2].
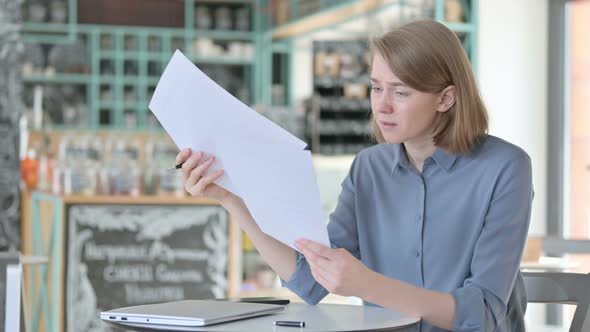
[563, 0, 590, 271]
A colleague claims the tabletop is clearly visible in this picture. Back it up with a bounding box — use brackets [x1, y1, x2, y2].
[113, 302, 421, 332]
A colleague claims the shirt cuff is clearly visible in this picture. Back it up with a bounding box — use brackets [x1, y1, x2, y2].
[452, 286, 487, 332]
[280, 252, 327, 305]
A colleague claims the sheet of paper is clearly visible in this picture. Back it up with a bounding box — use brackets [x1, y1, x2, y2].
[149, 50, 307, 195]
[149, 50, 329, 249]
[221, 143, 330, 249]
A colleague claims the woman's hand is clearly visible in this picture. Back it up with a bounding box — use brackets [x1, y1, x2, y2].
[294, 239, 373, 297]
[176, 148, 236, 205]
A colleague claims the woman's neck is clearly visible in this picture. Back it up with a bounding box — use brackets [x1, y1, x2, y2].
[403, 137, 437, 173]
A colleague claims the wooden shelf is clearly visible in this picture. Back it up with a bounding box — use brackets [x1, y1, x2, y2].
[271, 0, 399, 40]
[49, 193, 219, 205]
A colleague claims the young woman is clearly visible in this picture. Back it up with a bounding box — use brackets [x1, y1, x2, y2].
[176, 20, 533, 332]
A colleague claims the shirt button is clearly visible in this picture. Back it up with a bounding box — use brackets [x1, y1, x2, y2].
[416, 251, 420, 257]
[417, 215, 422, 222]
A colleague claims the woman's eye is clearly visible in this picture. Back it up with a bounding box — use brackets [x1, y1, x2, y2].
[395, 91, 408, 97]
[371, 86, 381, 92]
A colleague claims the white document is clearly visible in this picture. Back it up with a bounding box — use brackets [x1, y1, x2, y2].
[149, 51, 307, 196]
[4, 264, 21, 332]
[222, 143, 328, 248]
[149, 50, 330, 249]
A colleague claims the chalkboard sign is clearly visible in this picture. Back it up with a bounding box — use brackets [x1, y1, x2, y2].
[65, 204, 230, 332]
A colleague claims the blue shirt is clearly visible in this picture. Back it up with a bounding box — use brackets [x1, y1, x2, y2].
[283, 135, 533, 332]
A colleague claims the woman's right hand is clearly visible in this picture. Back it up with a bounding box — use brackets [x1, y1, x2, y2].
[176, 148, 236, 205]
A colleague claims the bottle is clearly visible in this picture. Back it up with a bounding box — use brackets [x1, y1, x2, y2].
[21, 149, 39, 191]
[52, 161, 63, 194]
[37, 134, 54, 192]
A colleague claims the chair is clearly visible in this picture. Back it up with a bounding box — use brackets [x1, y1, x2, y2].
[523, 272, 590, 332]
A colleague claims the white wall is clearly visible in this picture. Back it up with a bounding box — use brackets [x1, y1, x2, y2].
[478, 0, 548, 236]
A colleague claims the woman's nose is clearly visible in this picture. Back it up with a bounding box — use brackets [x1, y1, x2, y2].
[379, 105, 393, 114]
[376, 96, 394, 114]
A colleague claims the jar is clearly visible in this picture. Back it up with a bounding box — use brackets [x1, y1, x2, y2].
[195, 5, 212, 29]
[214, 6, 232, 30]
[235, 7, 250, 31]
[109, 161, 142, 196]
[155, 168, 184, 197]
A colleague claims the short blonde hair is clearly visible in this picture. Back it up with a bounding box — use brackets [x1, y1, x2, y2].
[370, 20, 488, 154]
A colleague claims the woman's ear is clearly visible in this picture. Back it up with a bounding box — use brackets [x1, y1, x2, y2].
[437, 86, 456, 113]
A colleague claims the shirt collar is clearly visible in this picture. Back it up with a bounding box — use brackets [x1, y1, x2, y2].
[391, 144, 411, 175]
[431, 147, 459, 171]
[391, 143, 459, 174]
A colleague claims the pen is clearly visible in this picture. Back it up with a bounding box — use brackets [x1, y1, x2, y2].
[274, 321, 305, 328]
[167, 162, 184, 171]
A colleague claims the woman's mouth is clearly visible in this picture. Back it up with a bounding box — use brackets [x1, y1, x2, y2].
[380, 120, 397, 128]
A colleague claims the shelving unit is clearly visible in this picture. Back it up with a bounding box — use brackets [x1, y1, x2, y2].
[21, 0, 259, 130]
[20, 0, 478, 132]
[308, 39, 373, 155]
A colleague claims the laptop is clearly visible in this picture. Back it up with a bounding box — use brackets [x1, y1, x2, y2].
[100, 300, 285, 331]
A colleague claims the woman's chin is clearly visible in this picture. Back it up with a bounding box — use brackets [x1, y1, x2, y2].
[382, 134, 404, 144]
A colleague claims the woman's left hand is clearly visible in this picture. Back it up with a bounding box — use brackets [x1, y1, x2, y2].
[294, 239, 372, 297]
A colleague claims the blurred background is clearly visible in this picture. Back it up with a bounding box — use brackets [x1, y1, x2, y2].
[0, 0, 588, 331]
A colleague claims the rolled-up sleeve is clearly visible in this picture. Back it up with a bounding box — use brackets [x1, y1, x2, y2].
[452, 155, 533, 331]
[281, 157, 361, 304]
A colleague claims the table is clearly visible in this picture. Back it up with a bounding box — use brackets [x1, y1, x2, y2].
[111, 302, 420, 332]
[521, 256, 581, 272]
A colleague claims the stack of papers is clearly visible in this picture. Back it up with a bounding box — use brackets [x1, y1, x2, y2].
[149, 50, 330, 249]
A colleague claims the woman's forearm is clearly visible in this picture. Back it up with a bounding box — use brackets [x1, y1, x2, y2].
[222, 195, 298, 282]
[361, 271, 455, 330]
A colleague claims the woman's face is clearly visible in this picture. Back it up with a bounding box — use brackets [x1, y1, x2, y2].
[370, 52, 443, 145]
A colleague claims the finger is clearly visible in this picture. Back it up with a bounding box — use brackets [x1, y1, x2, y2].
[186, 156, 216, 190]
[186, 156, 215, 188]
[300, 244, 331, 267]
[189, 169, 224, 194]
[298, 239, 337, 260]
[175, 148, 192, 164]
[181, 152, 204, 182]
